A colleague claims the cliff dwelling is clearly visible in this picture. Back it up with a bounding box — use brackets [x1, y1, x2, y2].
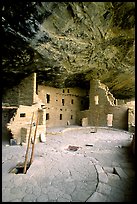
[2, 2, 135, 202]
[2, 72, 135, 145]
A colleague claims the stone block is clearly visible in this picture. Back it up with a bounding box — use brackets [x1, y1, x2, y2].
[103, 166, 114, 173]
[98, 172, 108, 183]
[114, 167, 128, 179]
[95, 164, 104, 173]
[90, 157, 98, 164]
[82, 118, 88, 127]
[107, 173, 121, 187]
[86, 192, 107, 202]
[96, 182, 111, 195]
[39, 133, 46, 143]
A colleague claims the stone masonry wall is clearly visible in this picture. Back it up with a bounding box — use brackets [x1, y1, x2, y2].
[2, 73, 36, 107]
[38, 85, 87, 127]
[108, 106, 128, 130]
[76, 110, 90, 126]
[2, 73, 47, 144]
[128, 108, 135, 132]
[2, 87, 19, 106]
[7, 104, 46, 144]
[18, 73, 36, 106]
[88, 79, 129, 130]
[3, 73, 134, 142]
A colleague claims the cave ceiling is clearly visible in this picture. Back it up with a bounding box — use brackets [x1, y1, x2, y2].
[2, 2, 135, 99]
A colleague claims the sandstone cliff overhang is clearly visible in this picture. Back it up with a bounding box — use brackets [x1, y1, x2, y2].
[2, 2, 135, 99]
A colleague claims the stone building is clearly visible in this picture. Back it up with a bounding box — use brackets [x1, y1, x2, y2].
[2, 73, 46, 145]
[38, 85, 89, 127]
[78, 79, 134, 130]
[2, 73, 135, 144]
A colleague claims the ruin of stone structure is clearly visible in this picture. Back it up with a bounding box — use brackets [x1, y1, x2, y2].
[2, 73, 135, 145]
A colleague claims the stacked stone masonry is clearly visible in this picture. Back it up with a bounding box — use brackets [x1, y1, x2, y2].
[38, 85, 88, 127]
[2, 73, 135, 144]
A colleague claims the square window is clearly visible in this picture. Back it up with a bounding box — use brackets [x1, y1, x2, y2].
[20, 113, 26, 117]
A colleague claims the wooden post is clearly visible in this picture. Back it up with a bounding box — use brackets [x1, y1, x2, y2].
[30, 111, 39, 165]
[23, 112, 34, 174]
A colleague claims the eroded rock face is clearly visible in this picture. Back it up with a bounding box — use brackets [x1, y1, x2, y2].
[2, 2, 135, 99]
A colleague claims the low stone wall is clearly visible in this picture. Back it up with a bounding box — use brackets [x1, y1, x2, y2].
[20, 125, 46, 145]
[7, 104, 46, 144]
[88, 80, 129, 130]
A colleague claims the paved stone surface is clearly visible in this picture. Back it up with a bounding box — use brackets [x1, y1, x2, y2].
[2, 126, 135, 202]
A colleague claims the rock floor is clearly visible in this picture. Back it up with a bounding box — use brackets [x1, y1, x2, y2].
[2, 126, 135, 202]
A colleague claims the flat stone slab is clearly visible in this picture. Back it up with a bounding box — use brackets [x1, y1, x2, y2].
[86, 192, 107, 202]
[96, 182, 111, 195]
[103, 166, 114, 173]
[114, 167, 128, 179]
[98, 172, 108, 183]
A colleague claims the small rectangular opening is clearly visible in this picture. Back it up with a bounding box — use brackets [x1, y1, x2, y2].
[68, 89, 69, 93]
[71, 115, 73, 119]
[46, 94, 50, 103]
[20, 113, 26, 117]
[71, 99, 74, 104]
[46, 113, 49, 120]
[62, 99, 65, 106]
[60, 114, 62, 120]
[63, 89, 65, 93]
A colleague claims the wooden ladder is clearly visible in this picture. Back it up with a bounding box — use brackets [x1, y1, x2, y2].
[23, 111, 39, 174]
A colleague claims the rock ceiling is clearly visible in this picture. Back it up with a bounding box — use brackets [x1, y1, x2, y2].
[2, 2, 135, 99]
